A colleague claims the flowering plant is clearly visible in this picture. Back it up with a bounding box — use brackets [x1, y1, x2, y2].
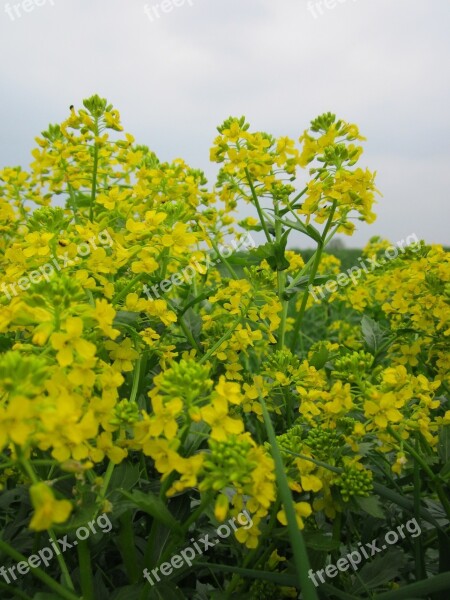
[0, 96, 449, 599]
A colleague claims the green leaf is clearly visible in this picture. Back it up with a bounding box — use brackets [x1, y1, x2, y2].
[355, 495, 385, 519]
[114, 310, 140, 326]
[304, 532, 341, 551]
[119, 490, 183, 534]
[350, 549, 405, 594]
[111, 584, 145, 600]
[373, 482, 441, 528]
[361, 316, 386, 353]
[284, 274, 330, 297]
[108, 463, 141, 496]
[278, 217, 322, 244]
[181, 307, 202, 339]
[249, 238, 290, 271]
[308, 345, 330, 370]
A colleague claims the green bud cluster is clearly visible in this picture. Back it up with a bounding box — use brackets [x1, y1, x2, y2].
[82, 94, 110, 119]
[336, 416, 358, 436]
[263, 348, 300, 377]
[155, 359, 213, 406]
[0, 351, 48, 397]
[273, 424, 304, 465]
[245, 265, 277, 290]
[304, 427, 344, 461]
[332, 351, 374, 382]
[110, 399, 140, 427]
[249, 580, 280, 599]
[337, 466, 373, 502]
[199, 436, 256, 492]
[27, 207, 70, 234]
[271, 182, 296, 203]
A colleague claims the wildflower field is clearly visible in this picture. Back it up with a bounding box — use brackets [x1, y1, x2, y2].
[0, 95, 449, 600]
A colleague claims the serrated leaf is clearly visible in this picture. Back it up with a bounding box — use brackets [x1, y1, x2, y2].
[361, 316, 385, 353]
[108, 463, 141, 498]
[350, 549, 405, 594]
[355, 495, 384, 519]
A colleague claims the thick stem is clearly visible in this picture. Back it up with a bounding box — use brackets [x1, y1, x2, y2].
[89, 119, 99, 222]
[77, 539, 95, 599]
[290, 201, 337, 352]
[244, 168, 271, 243]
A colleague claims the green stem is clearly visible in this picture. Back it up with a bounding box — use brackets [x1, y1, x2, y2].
[48, 530, 76, 591]
[413, 436, 426, 580]
[76, 539, 95, 599]
[130, 357, 143, 404]
[178, 314, 202, 353]
[99, 461, 115, 500]
[260, 396, 319, 599]
[0, 539, 81, 600]
[290, 202, 337, 352]
[112, 273, 145, 305]
[244, 168, 271, 243]
[89, 119, 99, 222]
[16, 452, 76, 592]
[209, 237, 238, 279]
[274, 199, 288, 349]
[388, 427, 450, 521]
[199, 309, 247, 365]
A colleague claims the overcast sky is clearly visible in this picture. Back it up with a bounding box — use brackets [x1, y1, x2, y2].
[1, 0, 449, 247]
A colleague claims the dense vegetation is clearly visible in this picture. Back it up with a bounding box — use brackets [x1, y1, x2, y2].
[0, 96, 449, 600]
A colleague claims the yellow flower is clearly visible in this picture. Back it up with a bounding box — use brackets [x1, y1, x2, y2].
[50, 318, 96, 367]
[104, 338, 139, 372]
[277, 501, 312, 529]
[161, 223, 197, 252]
[29, 483, 72, 531]
[149, 395, 183, 439]
[92, 299, 120, 339]
[201, 398, 244, 441]
[364, 391, 404, 429]
[145, 299, 177, 327]
[23, 232, 54, 257]
[214, 493, 229, 522]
